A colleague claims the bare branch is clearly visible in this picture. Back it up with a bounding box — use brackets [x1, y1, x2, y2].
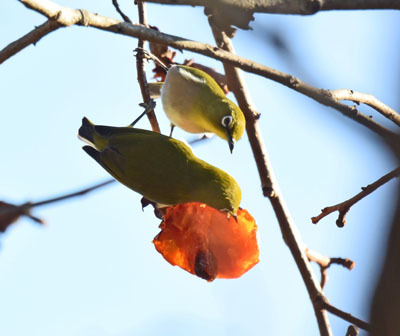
[145, 0, 399, 33]
[312, 166, 400, 227]
[306, 248, 355, 288]
[0, 179, 115, 232]
[330, 89, 400, 128]
[30, 179, 115, 208]
[0, 201, 44, 232]
[135, 0, 161, 133]
[145, 0, 400, 14]
[16, 0, 398, 142]
[318, 298, 371, 332]
[0, 19, 61, 64]
[111, 0, 132, 23]
[210, 23, 332, 336]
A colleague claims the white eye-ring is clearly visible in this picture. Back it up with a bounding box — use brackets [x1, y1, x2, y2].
[221, 115, 233, 128]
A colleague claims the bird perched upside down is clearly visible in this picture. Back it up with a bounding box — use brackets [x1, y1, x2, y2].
[78, 118, 241, 214]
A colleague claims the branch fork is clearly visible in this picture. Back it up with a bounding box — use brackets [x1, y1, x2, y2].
[312, 166, 400, 227]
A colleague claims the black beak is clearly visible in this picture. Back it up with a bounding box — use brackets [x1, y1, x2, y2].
[225, 127, 234, 153]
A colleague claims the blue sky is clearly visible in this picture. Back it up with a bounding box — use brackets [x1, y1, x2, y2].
[1, 1, 399, 335]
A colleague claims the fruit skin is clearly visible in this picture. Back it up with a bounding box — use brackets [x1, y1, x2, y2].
[153, 203, 259, 281]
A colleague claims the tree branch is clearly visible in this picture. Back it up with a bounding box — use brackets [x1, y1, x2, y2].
[0, 179, 115, 232]
[144, 0, 400, 14]
[0, 19, 61, 64]
[135, 0, 161, 133]
[306, 248, 355, 288]
[330, 89, 400, 128]
[210, 23, 332, 336]
[145, 0, 400, 34]
[111, 0, 132, 23]
[319, 298, 371, 332]
[30, 179, 115, 208]
[12, 0, 397, 143]
[312, 166, 400, 227]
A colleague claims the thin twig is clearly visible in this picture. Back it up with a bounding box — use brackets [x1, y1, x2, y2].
[0, 19, 61, 64]
[111, 0, 132, 23]
[13, 0, 398, 143]
[306, 248, 355, 288]
[135, 0, 161, 133]
[0, 179, 115, 231]
[318, 299, 371, 332]
[330, 89, 400, 128]
[209, 23, 332, 336]
[312, 166, 400, 227]
[30, 179, 115, 207]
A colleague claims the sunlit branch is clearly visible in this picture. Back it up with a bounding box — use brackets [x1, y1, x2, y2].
[134, 0, 161, 133]
[318, 299, 371, 331]
[15, 0, 398, 142]
[330, 89, 400, 128]
[111, 0, 132, 23]
[209, 21, 333, 336]
[144, 0, 400, 14]
[0, 19, 61, 64]
[306, 248, 355, 288]
[312, 166, 400, 227]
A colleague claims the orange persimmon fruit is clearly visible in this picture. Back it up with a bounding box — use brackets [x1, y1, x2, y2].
[153, 202, 259, 281]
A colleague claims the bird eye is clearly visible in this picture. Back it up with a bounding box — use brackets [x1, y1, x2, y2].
[221, 116, 233, 128]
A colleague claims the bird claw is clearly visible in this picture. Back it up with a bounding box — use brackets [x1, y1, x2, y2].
[139, 99, 156, 111]
[140, 197, 164, 219]
[133, 48, 169, 71]
[129, 99, 157, 127]
[221, 209, 237, 222]
[133, 47, 152, 61]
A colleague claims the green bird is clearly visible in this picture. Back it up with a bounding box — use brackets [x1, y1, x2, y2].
[159, 65, 246, 153]
[78, 118, 241, 214]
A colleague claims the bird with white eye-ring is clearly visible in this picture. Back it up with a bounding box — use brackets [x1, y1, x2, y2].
[150, 63, 246, 153]
[221, 115, 235, 153]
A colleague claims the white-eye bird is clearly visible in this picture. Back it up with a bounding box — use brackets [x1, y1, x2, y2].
[78, 118, 241, 214]
[159, 65, 246, 153]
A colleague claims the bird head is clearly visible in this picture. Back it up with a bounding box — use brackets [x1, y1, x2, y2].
[216, 99, 246, 153]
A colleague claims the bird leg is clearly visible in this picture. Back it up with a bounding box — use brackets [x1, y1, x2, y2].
[129, 99, 156, 127]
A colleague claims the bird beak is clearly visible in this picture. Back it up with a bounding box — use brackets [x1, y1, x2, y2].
[225, 127, 234, 153]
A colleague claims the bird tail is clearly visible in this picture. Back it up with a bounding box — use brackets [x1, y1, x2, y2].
[78, 117, 109, 151]
[78, 117, 96, 145]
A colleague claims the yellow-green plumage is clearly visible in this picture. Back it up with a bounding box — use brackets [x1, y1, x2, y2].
[161, 65, 246, 152]
[78, 118, 241, 214]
